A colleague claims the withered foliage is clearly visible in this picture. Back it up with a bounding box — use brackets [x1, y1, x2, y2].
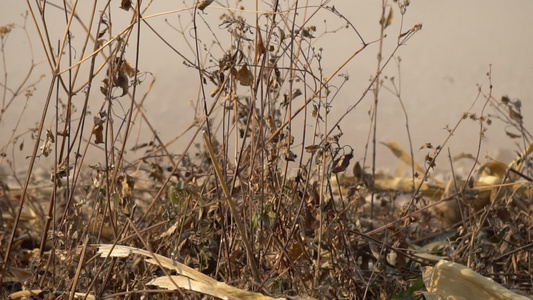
[0, 1, 531, 300]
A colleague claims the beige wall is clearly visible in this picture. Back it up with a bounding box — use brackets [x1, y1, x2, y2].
[1, 1, 531, 173]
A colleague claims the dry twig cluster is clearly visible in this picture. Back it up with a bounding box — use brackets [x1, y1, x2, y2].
[0, 1, 531, 299]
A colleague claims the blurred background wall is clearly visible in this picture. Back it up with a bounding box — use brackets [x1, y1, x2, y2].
[1, 0, 532, 176]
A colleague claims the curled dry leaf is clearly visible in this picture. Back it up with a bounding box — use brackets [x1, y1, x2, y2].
[121, 60, 137, 77]
[115, 71, 129, 96]
[331, 151, 353, 174]
[39, 129, 55, 157]
[283, 147, 297, 162]
[305, 144, 320, 154]
[100, 59, 137, 97]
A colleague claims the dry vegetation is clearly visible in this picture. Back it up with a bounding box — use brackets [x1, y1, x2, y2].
[0, 0, 532, 299]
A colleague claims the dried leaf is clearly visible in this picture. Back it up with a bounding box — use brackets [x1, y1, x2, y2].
[353, 161, 363, 179]
[305, 145, 320, 154]
[292, 88, 302, 99]
[284, 147, 297, 162]
[93, 124, 104, 144]
[118, 174, 135, 215]
[373, 174, 444, 197]
[197, 0, 214, 11]
[419, 142, 433, 150]
[46, 129, 55, 143]
[478, 161, 507, 183]
[97, 20, 109, 39]
[501, 95, 510, 105]
[424, 153, 436, 169]
[96, 39, 106, 49]
[157, 219, 180, 240]
[255, 31, 265, 63]
[509, 142, 533, 172]
[94, 244, 283, 300]
[120, 0, 132, 10]
[505, 130, 521, 139]
[8, 290, 95, 300]
[100, 78, 110, 95]
[332, 151, 353, 174]
[39, 130, 55, 157]
[422, 260, 530, 300]
[311, 104, 322, 120]
[237, 63, 253, 86]
[39, 141, 52, 157]
[302, 27, 315, 38]
[0, 24, 15, 38]
[115, 71, 129, 96]
[121, 60, 137, 77]
[382, 141, 425, 174]
[97, 29, 107, 39]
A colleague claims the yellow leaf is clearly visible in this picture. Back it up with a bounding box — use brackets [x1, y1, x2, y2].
[422, 260, 530, 300]
[382, 141, 425, 174]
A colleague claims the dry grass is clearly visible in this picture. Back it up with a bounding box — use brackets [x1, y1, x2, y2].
[0, 1, 531, 299]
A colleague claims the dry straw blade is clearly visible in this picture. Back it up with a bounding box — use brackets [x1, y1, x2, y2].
[8, 290, 96, 300]
[421, 260, 530, 300]
[148, 276, 282, 300]
[94, 244, 284, 300]
[381, 141, 425, 174]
